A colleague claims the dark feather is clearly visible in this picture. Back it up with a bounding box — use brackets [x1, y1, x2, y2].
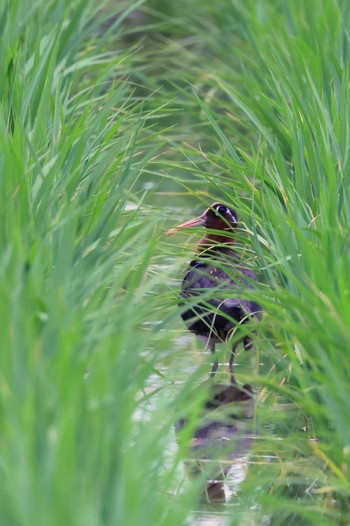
[180, 257, 262, 345]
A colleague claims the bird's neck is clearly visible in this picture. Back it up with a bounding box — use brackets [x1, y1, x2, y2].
[196, 232, 236, 257]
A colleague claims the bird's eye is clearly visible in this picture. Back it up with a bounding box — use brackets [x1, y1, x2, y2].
[216, 205, 227, 215]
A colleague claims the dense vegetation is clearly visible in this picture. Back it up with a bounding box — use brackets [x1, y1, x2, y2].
[1, 1, 349, 524]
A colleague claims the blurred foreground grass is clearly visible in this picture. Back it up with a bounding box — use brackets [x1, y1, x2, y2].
[1, 0, 350, 525]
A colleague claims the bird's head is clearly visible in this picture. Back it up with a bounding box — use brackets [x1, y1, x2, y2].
[167, 203, 238, 251]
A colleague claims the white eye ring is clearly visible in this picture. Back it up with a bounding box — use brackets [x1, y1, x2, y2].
[216, 205, 228, 215]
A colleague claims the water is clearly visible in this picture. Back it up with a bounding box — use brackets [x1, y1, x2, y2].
[136, 316, 308, 526]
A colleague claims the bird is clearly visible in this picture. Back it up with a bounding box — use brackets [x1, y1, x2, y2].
[167, 202, 262, 385]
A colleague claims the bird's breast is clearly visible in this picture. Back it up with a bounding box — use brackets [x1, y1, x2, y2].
[182, 259, 253, 293]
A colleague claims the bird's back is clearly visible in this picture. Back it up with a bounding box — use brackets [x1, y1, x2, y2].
[180, 256, 261, 343]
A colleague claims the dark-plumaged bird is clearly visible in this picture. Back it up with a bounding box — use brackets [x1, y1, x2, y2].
[167, 202, 262, 384]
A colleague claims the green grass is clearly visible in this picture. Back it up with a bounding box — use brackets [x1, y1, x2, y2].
[1, 0, 350, 525]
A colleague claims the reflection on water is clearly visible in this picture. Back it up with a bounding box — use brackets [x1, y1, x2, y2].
[136, 332, 308, 525]
[136, 336, 257, 521]
[189, 511, 232, 526]
[224, 457, 249, 499]
[176, 382, 255, 513]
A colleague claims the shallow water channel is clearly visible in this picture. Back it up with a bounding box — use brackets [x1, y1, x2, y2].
[137, 329, 309, 526]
